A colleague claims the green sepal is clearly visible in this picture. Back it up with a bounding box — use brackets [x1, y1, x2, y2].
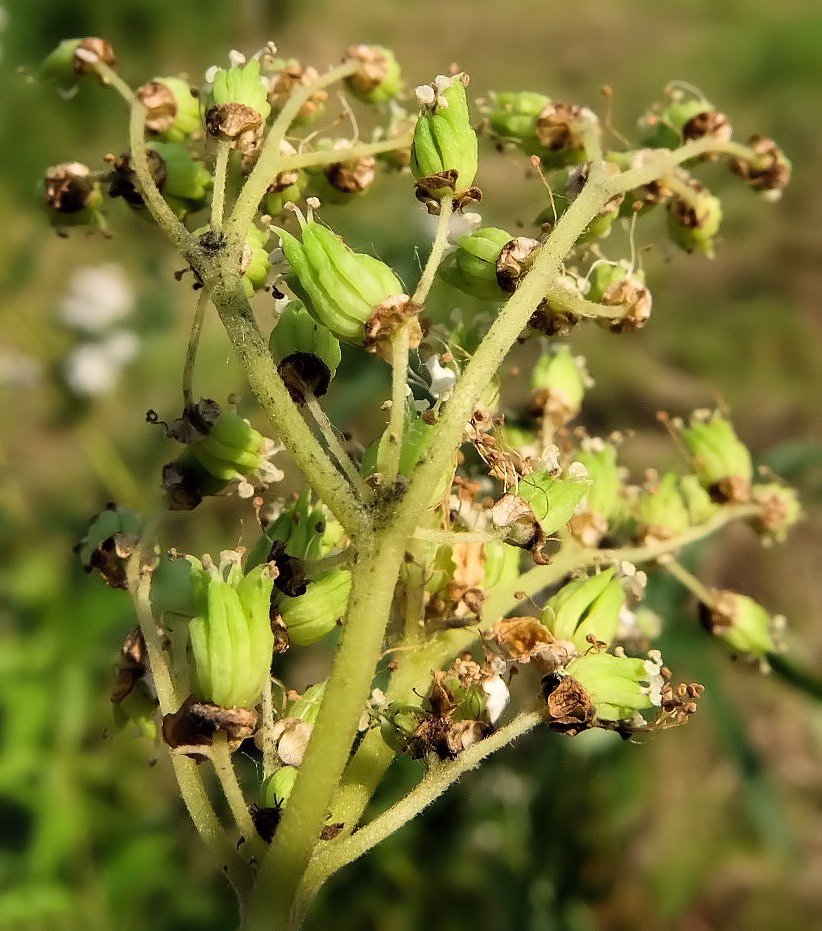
[517, 469, 590, 536]
[210, 59, 271, 120]
[543, 568, 624, 650]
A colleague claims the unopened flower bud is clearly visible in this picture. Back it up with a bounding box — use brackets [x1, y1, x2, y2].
[534, 102, 600, 168]
[641, 92, 731, 149]
[41, 38, 116, 88]
[666, 181, 722, 258]
[699, 591, 779, 659]
[587, 263, 652, 333]
[750, 483, 801, 543]
[439, 227, 537, 301]
[276, 568, 352, 646]
[569, 440, 622, 544]
[240, 224, 272, 295]
[679, 474, 719, 525]
[187, 553, 276, 708]
[542, 568, 625, 651]
[137, 77, 201, 142]
[344, 45, 403, 103]
[486, 91, 552, 151]
[731, 135, 791, 196]
[680, 410, 752, 502]
[261, 765, 298, 809]
[269, 301, 341, 401]
[279, 218, 405, 344]
[529, 345, 587, 425]
[411, 73, 479, 197]
[44, 162, 105, 233]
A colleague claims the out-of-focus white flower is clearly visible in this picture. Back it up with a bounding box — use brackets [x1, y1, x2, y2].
[63, 331, 139, 397]
[425, 354, 457, 400]
[57, 264, 135, 333]
[0, 348, 41, 388]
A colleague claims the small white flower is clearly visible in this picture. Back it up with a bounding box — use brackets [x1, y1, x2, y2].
[415, 84, 436, 107]
[228, 49, 247, 68]
[425, 355, 457, 400]
[482, 675, 510, 724]
[58, 264, 135, 333]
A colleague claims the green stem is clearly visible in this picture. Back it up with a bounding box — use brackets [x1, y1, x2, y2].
[128, 101, 192, 252]
[766, 653, 822, 702]
[91, 59, 134, 104]
[298, 711, 543, 918]
[413, 527, 503, 544]
[544, 280, 628, 320]
[210, 734, 261, 854]
[207, 274, 369, 536]
[275, 133, 414, 175]
[663, 557, 716, 606]
[381, 325, 410, 486]
[412, 197, 454, 306]
[245, 530, 408, 931]
[304, 391, 371, 502]
[211, 141, 232, 230]
[183, 288, 210, 407]
[227, 59, 360, 249]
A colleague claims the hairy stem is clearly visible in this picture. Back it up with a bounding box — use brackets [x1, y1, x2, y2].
[663, 557, 716, 605]
[412, 197, 454, 306]
[276, 133, 414, 175]
[210, 734, 261, 855]
[211, 141, 232, 230]
[381, 325, 410, 486]
[91, 59, 134, 104]
[182, 288, 210, 407]
[304, 392, 371, 501]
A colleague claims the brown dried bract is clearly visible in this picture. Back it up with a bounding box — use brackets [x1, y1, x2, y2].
[364, 295, 422, 361]
[74, 38, 116, 75]
[345, 44, 391, 95]
[162, 695, 258, 758]
[568, 509, 608, 548]
[44, 162, 97, 214]
[731, 135, 791, 192]
[698, 589, 737, 634]
[535, 102, 585, 151]
[709, 475, 751, 505]
[205, 103, 262, 143]
[682, 109, 732, 145]
[326, 156, 376, 194]
[136, 81, 179, 134]
[87, 531, 139, 589]
[111, 626, 147, 703]
[277, 354, 333, 403]
[543, 675, 595, 734]
[529, 300, 579, 337]
[107, 149, 168, 208]
[495, 237, 539, 293]
[600, 277, 652, 334]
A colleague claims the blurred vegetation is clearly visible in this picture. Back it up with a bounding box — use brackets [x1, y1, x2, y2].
[1, 1, 821, 929]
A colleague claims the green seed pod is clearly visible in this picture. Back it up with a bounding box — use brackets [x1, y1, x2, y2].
[636, 472, 690, 541]
[680, 474, 719, 525]
[529, 345, 587, 425]
[699, 591, 778, 659]
[731, 135, 792, 196]
[483, 541, 522, 592]
[516, 468, 591, 537]
[276, 568, 352, 646]
[586, 263, 652, 333]
[261, 766, 298, 809]
[241, 224, 272, 296]
[542, 568, 625, 651]
[379, 702, 425, 753]
[189, 409, 266, 482]
[439, 227, 537, 301]
[40, 37, 116, 89]
[667, 182, 722, 258]
[279, 219, 404, 344]
[561, 650, 663, 722]
[486, 91, 552, 150]
[269, 301, 341, 401]
[344, 45, 403, 104]
[206, 59, 271, 142]
[641, 93, 730, 150]
[44, 162, 106, 233]
[137, 77, 202, 142]
[750, 483, 802, 542]
[680, 411, 753, 503]
[149, 142, 212, 216]
[411, 74, 478, 196]
[187, 553, 276, 709]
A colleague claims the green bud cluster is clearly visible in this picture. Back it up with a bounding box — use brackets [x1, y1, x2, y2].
[680, 411, 752, 502]
[700, 591, 778, 660]
[279, 218, 405, 344]
[269, 301, 341, 400]
[187, 553, 276, 708]
[209, 59, 271, 121]
[529, 345, 587, 425]
[542, 568, 625, 652]
[411, 74, 478, 196]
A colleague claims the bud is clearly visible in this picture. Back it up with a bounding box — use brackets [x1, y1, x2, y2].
[542, 568, 625, 651]
[75, 503, 141, 589]
[486, 91, 552, 151]
[267, 60, 328, 125]
[750, 483, 802, 543]
[108, 144, 212, 219]
[666, 181, 722, 258]
[635, 472, 690, 543]
[699, 591, 779, 660]
[534, 102, 601, 169]
[587, 262, 652, 333]
[641, 92, 731, 149]
[411, 74, 479, 198]
[241, 224, 272, 295]
[569, 440, 622, 545]
[730, 135, 791, 196]
[261, 765, 298, 809]
[44, 162, 106, 233]
[41, 38, 116, 88]
[206, 59, 271, 143]
[515, 466, 590, 537]
[276, 568, 353, 646]
[263, 142, 309, 215]
[344, 45, 403, 103]
[269, 301, 341, 401]
[187, 552, 276, 709]
[680, 411, 753, 502]
[529, 345, 587, 425]
[137, 77, 202, 142]
[279, 218, 405, 344]
[553, 649, 664, 724]
[439, 227, 537, 301]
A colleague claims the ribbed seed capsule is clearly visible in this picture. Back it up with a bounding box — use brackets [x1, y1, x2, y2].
[439, 227, 537, 301]
[206, 59, 271, 143]
[680, 411, 752, 503]
[411, 74, 478, 197]
[279, 219, 405, 344]
[542, 568, 625, 651]
[636, 472, 690, 543]
[269, 301, 341, 401]
[699, 591, 778, 659]
[529, 346, 587, 425]
[276, 568, 353, 646]
[559, 651, 664, 723]
[486, 91, 552, 151]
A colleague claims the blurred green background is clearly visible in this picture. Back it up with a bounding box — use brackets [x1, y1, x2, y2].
[1, 0, 821, 929]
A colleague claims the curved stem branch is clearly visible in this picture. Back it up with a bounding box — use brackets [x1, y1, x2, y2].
[304, 391, 371, 501]
[412, 197, 454, 306]
[183, 288, 210, 407]
[91, 59, 134, 104]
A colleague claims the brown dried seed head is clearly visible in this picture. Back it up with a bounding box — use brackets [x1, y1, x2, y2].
[137, 81, 179, 134]
[602, 278, 652, 334]
[326, 156, 376, 194]
[682, 109, 732, 144]
[74, 37, 116, 74]
[364, 295, 422, 362]
[206, 103, 262, 142]
[544, 676, 595, 734]
[496, 236, 539, 293]
[535, 102, 582, 150]
[345, 44, 390, 95]
[44, 162, 96, 213]
[731, 135, 791, 192]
